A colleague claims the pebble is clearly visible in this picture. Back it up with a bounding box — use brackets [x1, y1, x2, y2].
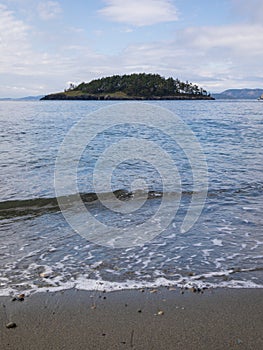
[137, 309, 142, 313]
[6, 322, 17, 329]
[157, 310, 164, 315]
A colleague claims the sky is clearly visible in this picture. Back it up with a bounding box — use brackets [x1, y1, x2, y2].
[0, 0, 263, 97]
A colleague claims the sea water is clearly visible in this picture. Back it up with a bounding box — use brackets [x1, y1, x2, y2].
[0, 100, 262, 295]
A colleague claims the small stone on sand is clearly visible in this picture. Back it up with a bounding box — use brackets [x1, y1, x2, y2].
[6, 322, 17, 329]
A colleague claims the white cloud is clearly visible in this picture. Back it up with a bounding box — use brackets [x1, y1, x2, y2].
[1, 2, 262, 97]
[0, 5, 109, 97]
[181, 25, 263, 54]
[231, 0, 263, 24]
[98, 0, 178, 26]
[37, 1, 62, 20]
[0, 4, 31, 74]
[118, 23, 263, 91]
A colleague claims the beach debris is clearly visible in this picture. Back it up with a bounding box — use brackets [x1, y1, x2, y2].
[130, 329, 134, 348]
[40, 272, 50, 278]
[11, 294, 25, 302]
[154, 310, 165, 316]
[17, 293, 25, 301]
[6, 322, 17, 329]
[150, 289, 158, 294]
[91, 305, 96, 310]
[168, 287, 176, 291]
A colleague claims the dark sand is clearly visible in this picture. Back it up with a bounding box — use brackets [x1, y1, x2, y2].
[0, 288, 262, 349]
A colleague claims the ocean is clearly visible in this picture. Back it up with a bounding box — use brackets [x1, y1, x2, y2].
[0, 100, 262, 295]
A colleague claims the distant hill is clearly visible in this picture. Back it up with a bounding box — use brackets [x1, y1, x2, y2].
[0, 95, 44, 101]
[211, 89, 263, 99]
[41, 73, 214, 101]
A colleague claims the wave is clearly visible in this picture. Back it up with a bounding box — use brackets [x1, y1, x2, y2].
[1, 182, 262, 219]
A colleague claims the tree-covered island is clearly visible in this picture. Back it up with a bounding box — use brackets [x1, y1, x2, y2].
[41, 73, 214, 100]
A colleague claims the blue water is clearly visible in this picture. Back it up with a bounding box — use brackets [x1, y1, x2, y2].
[0, 100, 262, 295]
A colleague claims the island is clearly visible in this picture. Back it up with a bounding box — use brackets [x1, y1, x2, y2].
[40, 73, 214, 100]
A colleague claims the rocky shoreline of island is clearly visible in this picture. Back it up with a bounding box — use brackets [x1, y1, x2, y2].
[40, 93, 214, 101]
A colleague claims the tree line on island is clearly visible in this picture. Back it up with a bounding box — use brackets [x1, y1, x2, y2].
[41, 73, 214, 100]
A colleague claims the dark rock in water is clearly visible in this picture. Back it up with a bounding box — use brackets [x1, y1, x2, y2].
[6, 322, 17, 329]
[187, 271, 195, 276]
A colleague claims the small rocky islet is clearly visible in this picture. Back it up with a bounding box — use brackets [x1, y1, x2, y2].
[40, 73, 215, 101]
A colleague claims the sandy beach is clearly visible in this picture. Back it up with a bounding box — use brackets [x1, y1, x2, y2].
[0, 288, 262, 349]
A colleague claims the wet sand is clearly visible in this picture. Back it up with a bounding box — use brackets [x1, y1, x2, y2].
[0, 288, 262, 349]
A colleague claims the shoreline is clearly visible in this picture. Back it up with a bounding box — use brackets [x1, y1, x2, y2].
[1, 288, 262, 349]
[40, 93, 215, 101]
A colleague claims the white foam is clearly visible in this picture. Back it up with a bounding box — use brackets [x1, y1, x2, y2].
[211, 239, 223, 246]
[0, 272, 263, 297]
